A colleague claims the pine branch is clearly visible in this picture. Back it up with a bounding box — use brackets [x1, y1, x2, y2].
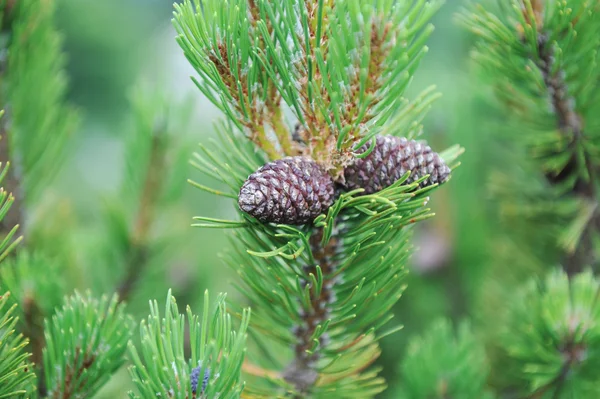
[3, 0, 78, 204]
[174, 0, 444, 172]
[186, 122, 460, 397]
[173, 0, 285, 160]
[398, 319, 491, 399]
[43, 292, 133, 399]
[0, 252, 72, 396]
[282, 230, 339, 394]
[175, 1, 460, 397]
[128, 290, 250, 399]
[501, 270, 600, 397]
[459, 0, 600, 277]
[534, 25, 596, 277]
[101, 86, 198, 314]
[117, 131, 167, 304]
[0, 120, 32, 397]
[0, 117, 25, 239]
[0, 290, 36, 399]
[0, 0, 78, 391]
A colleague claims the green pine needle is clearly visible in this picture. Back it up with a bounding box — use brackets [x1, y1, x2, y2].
[458, 0, 600, 194]
[42, 292, 134, 398]
[6, 0, 79, 203]
[187, 121, 454, 396]
[399, 319, 492, 399]
[128, 290, 250, 399]
[0, 161, 22, 262]
[175, 0, 461, 396]
[502, 269, 600, 398]
[0, 290, 36, 399]
[0, 252, 68, 323]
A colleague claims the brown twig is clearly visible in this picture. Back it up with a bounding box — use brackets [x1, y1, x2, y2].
[51, 346, 96, 399]
[282, 229, 339, 396]
[526, 338, 586, 399]
[208, 45, 280, 160]
[22, 292, 47, 395]
[116, 132, 166, 304]
[534, 33, 597, 276]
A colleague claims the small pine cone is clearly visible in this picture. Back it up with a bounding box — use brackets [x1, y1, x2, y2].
[238, 157, 335, 225]
[190, 366, 210, 394]
[343, 135, 451, 194]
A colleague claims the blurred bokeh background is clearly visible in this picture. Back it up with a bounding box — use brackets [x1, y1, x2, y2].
[40, 0, 494, 396]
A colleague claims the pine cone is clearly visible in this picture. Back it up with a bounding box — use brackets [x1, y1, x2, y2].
[343, 135, 451, 194]
[238, 157, 335, 225]
[190, 366, 210, 394]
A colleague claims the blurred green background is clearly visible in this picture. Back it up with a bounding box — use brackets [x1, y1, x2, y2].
[48, 0, 493, 396]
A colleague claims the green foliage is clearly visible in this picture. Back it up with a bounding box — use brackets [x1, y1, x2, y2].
[173, 0, 446, 163]
[125, 90, 192, 205]
[4, 0, 79, 202]
[457, 0, 600, 253]
[174, 0, 462, 396]
[253, 0, 444, 147]
[85, 86, 193, 314]
[173, 0, 271, 130]
[128, 290, 250, 399]
[0, 290, 36, 399]
[0, 158, 22, 262]
[502, 269, 600, 398]
[459, 3, 600, 393]
[0, 104, 32, 398]
[0, 252, 67, 323]
[185, 120, 460, 398]
[398, 319, 491, 399]
[43, 292, 133, 398]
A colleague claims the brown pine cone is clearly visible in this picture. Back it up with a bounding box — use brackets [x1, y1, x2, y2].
[238, 157, 335, 225]
[343, 135, 451, 194]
